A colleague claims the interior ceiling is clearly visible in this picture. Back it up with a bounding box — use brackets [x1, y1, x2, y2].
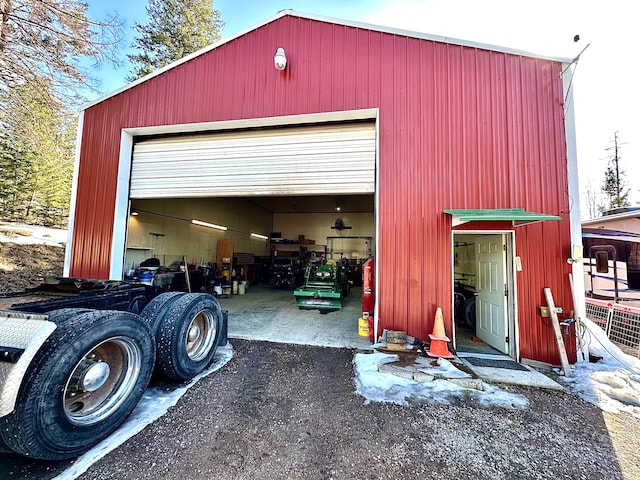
[245, 194, 375, 214]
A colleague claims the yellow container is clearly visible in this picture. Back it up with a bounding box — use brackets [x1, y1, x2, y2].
[358, 317, 369, 337]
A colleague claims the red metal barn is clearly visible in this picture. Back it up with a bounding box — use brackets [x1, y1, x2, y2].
[67, 11, 584, 365]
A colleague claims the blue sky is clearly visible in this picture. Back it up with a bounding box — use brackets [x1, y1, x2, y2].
[85, 0, 639, 213]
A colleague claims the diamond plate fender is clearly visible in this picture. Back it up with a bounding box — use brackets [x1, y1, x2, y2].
[0, 312, 56, 418]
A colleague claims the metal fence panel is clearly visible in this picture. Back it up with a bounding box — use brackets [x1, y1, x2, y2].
[585, 299, 640, 358]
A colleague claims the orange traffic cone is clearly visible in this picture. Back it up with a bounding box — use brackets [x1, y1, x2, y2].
[428, 307, 454, 358]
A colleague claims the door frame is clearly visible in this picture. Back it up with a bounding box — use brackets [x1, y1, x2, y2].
[105, 108, 379, 280]
[451, 230, 519, 359]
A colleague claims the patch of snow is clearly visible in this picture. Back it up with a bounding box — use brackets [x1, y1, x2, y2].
[353, 351, 529, 410]
[359, 320, 640, 417]
[419, 356, 472, 379]
[0, 222, 67, 246]
[558, 318, 640, 418]
[52, 344, 234, 480]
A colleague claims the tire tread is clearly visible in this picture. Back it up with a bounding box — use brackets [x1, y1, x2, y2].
[0, 310, 155, 460]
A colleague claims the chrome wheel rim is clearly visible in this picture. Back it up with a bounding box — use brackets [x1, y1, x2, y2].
[63, 336, 141, 426]
[185, 309, 217, 361]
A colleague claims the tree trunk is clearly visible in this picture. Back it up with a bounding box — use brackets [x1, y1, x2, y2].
[0, 0, 11, 53]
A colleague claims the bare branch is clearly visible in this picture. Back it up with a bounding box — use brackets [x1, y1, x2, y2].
[0, 0, 125, 123]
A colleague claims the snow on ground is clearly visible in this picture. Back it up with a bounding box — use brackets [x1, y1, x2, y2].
[353, 350, 530, 409]
[0, 222, 67, 246]
[353, 322, 640, 418]
[558, 318, 640, 418]
[52, 344, 234, 480]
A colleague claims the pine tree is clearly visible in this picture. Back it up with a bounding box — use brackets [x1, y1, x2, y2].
[127, 0, 224, 81]
[0, 132, 37, 220]
[601, 131, 630, 211]
[0, 1, 119, 227]
[0, 82, 76, 227]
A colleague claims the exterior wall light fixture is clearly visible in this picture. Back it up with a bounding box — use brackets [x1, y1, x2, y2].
[274, 48, 287, 70]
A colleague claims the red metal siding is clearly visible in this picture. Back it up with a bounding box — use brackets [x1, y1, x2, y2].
[74, 15, 574, 364]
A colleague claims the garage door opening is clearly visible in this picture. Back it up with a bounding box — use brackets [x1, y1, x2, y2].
[125, 194, 375, 348]
[117, 116, 377, 348]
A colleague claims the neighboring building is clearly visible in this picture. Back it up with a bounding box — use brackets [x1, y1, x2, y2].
[583, 207, 640, 234]
[583, 208, 640, 301]
[66, 11, 584, 365]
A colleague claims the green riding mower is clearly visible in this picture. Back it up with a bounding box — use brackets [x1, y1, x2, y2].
[293, 259, 350, 312]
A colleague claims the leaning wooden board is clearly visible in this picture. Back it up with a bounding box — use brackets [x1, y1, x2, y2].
[544, 287, 571, 376]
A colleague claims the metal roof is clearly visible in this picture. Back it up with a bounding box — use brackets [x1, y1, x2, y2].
[582, 208, 640, 225]
[444, 208, 562, 226]
[82, 10, 573, 111]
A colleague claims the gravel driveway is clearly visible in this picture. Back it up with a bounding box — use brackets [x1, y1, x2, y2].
[2, 339, 639, 479]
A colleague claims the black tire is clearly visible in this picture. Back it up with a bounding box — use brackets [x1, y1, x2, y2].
[289, 276, 297, 290]
[155, 293, 223, 380]
[270, 277, 277, 289]
[139, 291, 184, 335]
[0, 434, 12, 453]
[0, 310, 155, 460]
[0, 307, 94, 455]
[463, 296, 476, 331]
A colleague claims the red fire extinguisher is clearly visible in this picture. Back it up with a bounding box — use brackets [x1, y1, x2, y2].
[362, 258, 375, 314]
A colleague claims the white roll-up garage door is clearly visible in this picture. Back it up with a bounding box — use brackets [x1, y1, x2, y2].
[130, 122, 375, 198]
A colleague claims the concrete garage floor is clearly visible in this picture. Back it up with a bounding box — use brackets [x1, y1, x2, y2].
[220, 284, 562, 390]
[217, 284, 373, 350]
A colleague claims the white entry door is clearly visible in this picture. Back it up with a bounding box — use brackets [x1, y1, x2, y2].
[476, 235, 508, 353]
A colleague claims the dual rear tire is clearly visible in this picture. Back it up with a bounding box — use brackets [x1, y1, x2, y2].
[0, 293, 224, 460]
[140, 292, 224, 380]
[0, 310, 155, 460]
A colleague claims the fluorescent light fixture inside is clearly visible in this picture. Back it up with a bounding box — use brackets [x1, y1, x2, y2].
[191, 219, 227, 231]
[251, 233, 269, 240]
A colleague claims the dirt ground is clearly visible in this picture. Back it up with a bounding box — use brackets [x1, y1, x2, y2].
[1, 340, 639, 480]
[0, 244, 638, 479]
[0, 243, 64, 294]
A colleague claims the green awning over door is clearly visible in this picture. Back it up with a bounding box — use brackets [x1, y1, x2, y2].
[443, 208, 562, 227]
